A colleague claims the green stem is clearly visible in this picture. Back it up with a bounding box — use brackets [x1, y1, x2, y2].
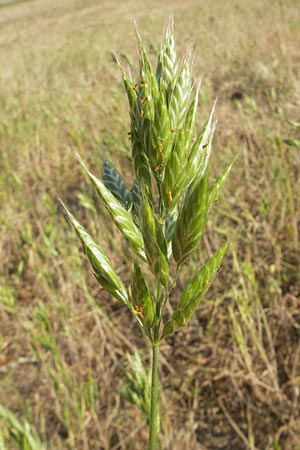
[158, 266, 178, 329]
[149, 282, 162, 449]
[149, 342, 160, 450]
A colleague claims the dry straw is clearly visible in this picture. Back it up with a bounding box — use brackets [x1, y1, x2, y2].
[61, 17, 232, 449]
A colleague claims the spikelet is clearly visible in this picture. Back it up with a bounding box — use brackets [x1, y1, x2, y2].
[168, 51, 193, 130]
[76, 153, 146, 261]
[131, 262, 155, 329]
[103, 159, 133, 211]
[172, 172, 209, 266]
[162, 243, 229, 338]
[61, 202, 129, 304]
[156, 16, 177, 97]
[140, 198, 169, 287]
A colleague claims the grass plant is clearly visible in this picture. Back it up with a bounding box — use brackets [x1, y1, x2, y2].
[61, 18, 231, 448]
[0, 403, 44, 450]
[0, 1, 299, 449]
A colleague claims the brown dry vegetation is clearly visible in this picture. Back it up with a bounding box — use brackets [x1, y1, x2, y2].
[0, 0, 299, 449]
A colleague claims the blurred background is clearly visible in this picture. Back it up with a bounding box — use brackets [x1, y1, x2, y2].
[0, 0, 299, 448]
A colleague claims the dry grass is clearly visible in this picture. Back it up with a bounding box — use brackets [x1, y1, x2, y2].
[0, 0, 299, 449]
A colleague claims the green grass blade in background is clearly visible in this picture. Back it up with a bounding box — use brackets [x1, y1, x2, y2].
[0, 404, 44, 450]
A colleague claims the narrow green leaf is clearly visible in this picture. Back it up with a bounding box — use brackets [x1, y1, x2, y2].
[162, 242, 228, 337]
[76, 153, 146, 261]
[131, 263, 155, 329]
[103, 159, 133, 211]
[61, 201, 129, 304]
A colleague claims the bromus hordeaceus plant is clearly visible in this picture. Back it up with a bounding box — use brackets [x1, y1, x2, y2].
[61, 18, 233, 450]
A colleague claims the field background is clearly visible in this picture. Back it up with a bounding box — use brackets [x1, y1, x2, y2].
[0, 0, 299, 449]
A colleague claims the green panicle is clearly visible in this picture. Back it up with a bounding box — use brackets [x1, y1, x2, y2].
[62, 19, 232, 449]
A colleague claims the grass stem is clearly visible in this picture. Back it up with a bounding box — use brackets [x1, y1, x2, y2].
[149, 343, 160, 450]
